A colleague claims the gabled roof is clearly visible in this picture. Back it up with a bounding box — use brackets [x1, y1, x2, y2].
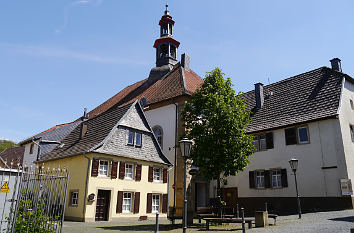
[87, 63, 204, 119]
[244, 67, 347, 133]
[0, 146, 24, 168]
[40, 101, 171, 165]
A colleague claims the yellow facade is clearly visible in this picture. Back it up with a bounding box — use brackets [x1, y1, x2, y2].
[44, 153, 169, 222]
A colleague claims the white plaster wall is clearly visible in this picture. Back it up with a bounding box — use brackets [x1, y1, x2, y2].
[22, 140, 40, 166]
[144, 104, 177, 207]
[338, 79, 354, 184]
[212, 119, 345, 198]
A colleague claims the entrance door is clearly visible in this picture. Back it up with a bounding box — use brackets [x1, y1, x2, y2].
[196, 183, 207, 208]
[95, 190, 110, 221]
[222, 187, 238, 206]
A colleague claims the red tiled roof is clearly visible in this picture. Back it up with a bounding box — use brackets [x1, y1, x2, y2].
[39, 122, 73, 135]
[184, 69, 204, 94]
[87, 64, 204, 119]
[0, 146, 24, 168]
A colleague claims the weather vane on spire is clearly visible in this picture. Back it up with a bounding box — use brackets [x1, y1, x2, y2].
[164, 3, 169, 15]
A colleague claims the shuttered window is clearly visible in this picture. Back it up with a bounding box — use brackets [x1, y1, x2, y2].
[271, 170, 282, 188]
[111, 161, 118, 179]
[249, 169, 288, 189]
[125, 164, 134, 180]
[285, 126, 310, 145]
[116, 191, 123, 213]
[253, 132, 274, 151]
[91, 158, 99, 177]
[123, 192, 133, 213]
[146, 193, 152, 213]
[163, 168, 167, 183]
[148, 166, 153, 182]
[134, 192, 140, 214]
[152, 194, 160, 213]
[119, 162, 125, 179]
[256, 171, 265, 188]
[135, 164, 142, 181]
[249, 171, 255, 188]
[98, 161, 109, 177]
[162, 194, 168, 213]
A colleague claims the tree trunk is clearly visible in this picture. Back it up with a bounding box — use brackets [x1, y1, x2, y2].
[216, 175, 222, 217]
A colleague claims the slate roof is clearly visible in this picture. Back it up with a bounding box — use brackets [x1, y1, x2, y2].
[40, 102, 170, 165]
[87, 63, 204, 119]
[0, 146, 25, 168]
[243, 66, 349, 133]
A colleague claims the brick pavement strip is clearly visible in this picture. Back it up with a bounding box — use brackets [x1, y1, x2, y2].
[62, 210, 354, 233]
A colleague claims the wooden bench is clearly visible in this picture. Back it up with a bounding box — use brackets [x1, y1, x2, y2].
[204, 217, 253, 230]
[268, 214, 278, 225]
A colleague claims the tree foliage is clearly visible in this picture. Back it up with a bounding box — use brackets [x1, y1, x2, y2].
[0, 140, 17, 153]
[182, 68, 254, 182]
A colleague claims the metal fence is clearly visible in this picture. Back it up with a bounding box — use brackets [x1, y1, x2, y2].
[0, 164, 69, 233]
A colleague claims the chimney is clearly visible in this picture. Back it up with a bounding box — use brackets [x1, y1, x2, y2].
[181, 53, 190, 70]
[255, 83, 264, 109]
[330, 58, 342, 72]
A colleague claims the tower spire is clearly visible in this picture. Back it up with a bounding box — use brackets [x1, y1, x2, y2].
[165, 3, 169, 15]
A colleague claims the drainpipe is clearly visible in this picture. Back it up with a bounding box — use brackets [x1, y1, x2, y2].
[83, 153, 91, 221]
[173, 103, 178, 215]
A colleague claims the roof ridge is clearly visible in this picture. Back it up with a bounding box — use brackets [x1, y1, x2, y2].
[242, 66, 326, 95]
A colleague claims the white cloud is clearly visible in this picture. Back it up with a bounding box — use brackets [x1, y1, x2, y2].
[0, 42, 148, 66]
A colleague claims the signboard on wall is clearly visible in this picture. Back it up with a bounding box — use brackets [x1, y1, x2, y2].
[340, 179, 353, 196]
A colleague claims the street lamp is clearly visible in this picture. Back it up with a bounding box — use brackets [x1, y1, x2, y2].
[289, 158, 301, 219]
[179, 138, 193, 233]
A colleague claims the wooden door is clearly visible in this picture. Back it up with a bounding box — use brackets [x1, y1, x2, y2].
[222, 187, 238, 206]
[95, 190, 110, 221]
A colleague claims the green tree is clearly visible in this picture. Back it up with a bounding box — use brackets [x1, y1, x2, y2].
[0, 140, 17, 153]
[182, 68, 254, 195]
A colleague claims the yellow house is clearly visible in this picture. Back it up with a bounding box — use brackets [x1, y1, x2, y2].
[39, 100, 171, 222]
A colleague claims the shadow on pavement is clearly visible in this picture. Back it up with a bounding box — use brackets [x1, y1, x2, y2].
[97, 223, 242, 231]
[329, 216, 354, 223]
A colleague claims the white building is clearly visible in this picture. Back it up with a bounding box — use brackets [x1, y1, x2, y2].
[215, 58, 354, 214]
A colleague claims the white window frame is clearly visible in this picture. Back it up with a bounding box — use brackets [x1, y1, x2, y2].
[98, 160, 109, 177]
[153, 168, 161, 182]
[297, 126, 309, 144]
[135, 133, 142, 147]
[123, 192, 133, 213]
[125, 164, 134, 180]
[152, 194, 160, 213]
[71, 191, 79, 206]
[259, 134, 267, 151]
[256, 171, 265, 188]
[128, 130, 135, 145]
[271, 170, 282, 188]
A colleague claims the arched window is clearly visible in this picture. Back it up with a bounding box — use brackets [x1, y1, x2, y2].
[153, 126, 163, 149]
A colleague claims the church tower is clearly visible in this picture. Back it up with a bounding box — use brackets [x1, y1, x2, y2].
[154, 4, 180, 67]
[148, 4, 181, 83]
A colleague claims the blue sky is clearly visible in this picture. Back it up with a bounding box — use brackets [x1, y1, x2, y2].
[1, 0, 354, 142]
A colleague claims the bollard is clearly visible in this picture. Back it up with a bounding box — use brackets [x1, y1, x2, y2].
[265, 202, 268, 212]
[236, 204, 240, 218]
[155, 211, 159, 233]
[241, 207, 245, 233]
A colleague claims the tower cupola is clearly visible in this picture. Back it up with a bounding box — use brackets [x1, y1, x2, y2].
[153, 4, 180, 67]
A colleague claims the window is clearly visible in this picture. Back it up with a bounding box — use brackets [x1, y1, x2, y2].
[253, 132, 273, 152]
[259, 135, 267, 150]
[297, 127, 309, 144]
[99, 160, 109, 177]
[135, 133, 142, 147]
[128, 131, 135, 145]
[153, 126, 163, 149]
[153, 168, 161, 182]
[350, 125, 354, 142]
[256, 171, 265, 188]
[271, 170, 282, 188]
[285, 126, 309, 145]
[71, 191, 79, 206]
[152, 194, 160, 213]
[253, 136, 259, 152]
[125, 164, 134, 180]
[29, 143, 34, 154]
[350, 99, 354, 110]
[123, 192, 132, 213]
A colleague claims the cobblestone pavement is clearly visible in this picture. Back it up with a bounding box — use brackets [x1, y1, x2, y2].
[62, 209, 354, 233]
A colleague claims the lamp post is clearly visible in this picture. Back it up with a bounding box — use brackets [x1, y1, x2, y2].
[179, 138, 193, 233]
[289, 158, 301, 219]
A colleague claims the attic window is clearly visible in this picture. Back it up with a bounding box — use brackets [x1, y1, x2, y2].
[29, 143, 34, 154]
[128, 131, 135, 145]
[350, 99, 354, 110]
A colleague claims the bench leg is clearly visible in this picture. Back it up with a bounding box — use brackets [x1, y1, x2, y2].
[274, 218, 276, 225]
[199, 218, 201, 224]
[206, 220, 209, 230]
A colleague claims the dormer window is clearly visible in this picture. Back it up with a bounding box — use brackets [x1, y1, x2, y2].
[128, 131, 135, 145]
[135, 133, 142, 147]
